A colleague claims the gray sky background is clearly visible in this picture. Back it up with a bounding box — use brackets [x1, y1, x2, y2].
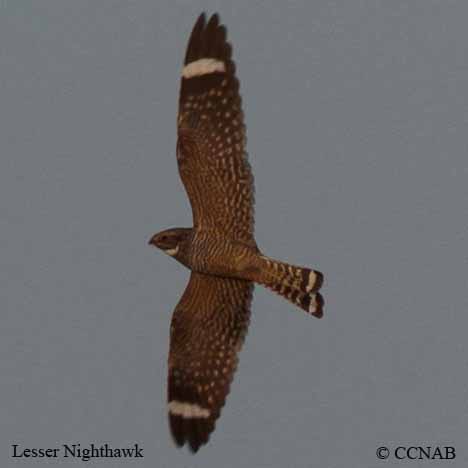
[1, 1, 467, 467]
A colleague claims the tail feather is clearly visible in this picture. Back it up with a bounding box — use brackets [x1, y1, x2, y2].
[256, 256, 324, 318]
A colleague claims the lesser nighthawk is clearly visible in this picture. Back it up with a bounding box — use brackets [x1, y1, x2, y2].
[149, 13, 324, 452]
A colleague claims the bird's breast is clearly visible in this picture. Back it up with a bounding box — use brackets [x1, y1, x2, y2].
[188, 232, 255, 279]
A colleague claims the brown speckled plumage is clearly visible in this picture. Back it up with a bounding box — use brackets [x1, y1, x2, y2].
[148, 13, 325, 453]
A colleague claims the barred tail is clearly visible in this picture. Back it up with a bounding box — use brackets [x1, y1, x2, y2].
[255, 256, 324, 318]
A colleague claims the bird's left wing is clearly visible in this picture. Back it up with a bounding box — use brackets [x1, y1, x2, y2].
[176, 13, 256, 246]
[167, 272, 253, 452]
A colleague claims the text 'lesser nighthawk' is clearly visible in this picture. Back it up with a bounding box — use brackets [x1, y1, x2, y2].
[148, 13, 324, 453]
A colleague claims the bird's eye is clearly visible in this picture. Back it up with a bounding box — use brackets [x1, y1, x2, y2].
[160, 235, 167, 241]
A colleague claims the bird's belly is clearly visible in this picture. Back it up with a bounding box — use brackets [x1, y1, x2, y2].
[189, 234, 254, 279]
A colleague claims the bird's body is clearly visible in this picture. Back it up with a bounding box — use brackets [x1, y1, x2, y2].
[148, 13, 325, 452]
[188, 229, 258, 278]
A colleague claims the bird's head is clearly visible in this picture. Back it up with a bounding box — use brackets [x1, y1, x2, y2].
[148, 228, 192, 259]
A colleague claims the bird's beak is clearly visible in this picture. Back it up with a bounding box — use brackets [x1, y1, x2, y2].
[148, 234, 157, 246]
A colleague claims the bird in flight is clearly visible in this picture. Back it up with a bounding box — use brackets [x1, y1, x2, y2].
[149, 13, 324, 452]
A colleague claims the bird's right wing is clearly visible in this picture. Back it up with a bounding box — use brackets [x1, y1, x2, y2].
[176, 13, 256, 246]
[167, 271, 254, 452]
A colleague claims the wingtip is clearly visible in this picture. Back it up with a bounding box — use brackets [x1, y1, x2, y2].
[195, 12, 207, 26]
[208, 12, 220, 28]
[184, 12, 228, 68]
[169, 413, 212, 454]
